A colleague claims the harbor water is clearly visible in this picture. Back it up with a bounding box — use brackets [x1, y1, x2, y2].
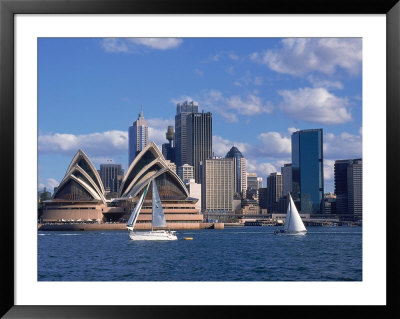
[38, 226, 362, 281]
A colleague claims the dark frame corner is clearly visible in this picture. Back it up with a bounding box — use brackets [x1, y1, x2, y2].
[1, 0, 399, 318]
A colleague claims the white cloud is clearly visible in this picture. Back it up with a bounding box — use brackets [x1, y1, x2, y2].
[323, 159, 335, 180]
[250, 38, 362, 77]
[279, 87, 352, 124]
[101, 38, 182, 53]
[246, 159, 278, 181]
[228, 53, 239, 60]
[323, 131, 362, 160]
[194, 68, 204, 76]
[129, 38, 182, 50]
[38, 117, 174, 158]
[257, 132, 291, 157]
[39, 131, 128, 156]
[171, 96, 196, 106]
[307, 75, 343, 90]
[200, 90, 273, 122]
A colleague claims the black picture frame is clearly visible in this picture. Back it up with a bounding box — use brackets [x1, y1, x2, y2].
[1, 0, 399, 318]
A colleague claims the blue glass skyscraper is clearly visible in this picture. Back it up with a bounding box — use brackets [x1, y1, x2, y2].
[291, 129, 324, 214]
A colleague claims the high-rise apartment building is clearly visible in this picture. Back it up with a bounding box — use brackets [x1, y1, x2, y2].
[291, 129, 324, 214]
[334, 159, 362, 215]
[128, 109, 148, 165]
[225, 146, 247, 197]
[281, 163, 292, 196]
[174, 101, 198, 168]
[99, 163, 124, 195]
[186, 111, 213, 183]
[201, 158, 234, 213]
[266, 172, 283, 214]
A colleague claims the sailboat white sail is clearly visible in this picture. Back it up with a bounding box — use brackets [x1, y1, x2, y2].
[128, 178, 177, 241]
[275, 193, 307, 235]
[126, 182, 150, 231]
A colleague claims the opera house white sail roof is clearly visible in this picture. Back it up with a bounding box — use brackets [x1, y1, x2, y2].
[119, 142, 189, 200]
[52, 149, 106, 204]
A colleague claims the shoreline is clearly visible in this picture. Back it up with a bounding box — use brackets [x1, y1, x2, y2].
[38, 222, 225, 231]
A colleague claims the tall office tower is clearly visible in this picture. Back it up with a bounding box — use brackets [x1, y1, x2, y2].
[334, 159, 362, 215]
[128, 109, 148, 165]
[99, 163, 124, 194]
[178, 164, 194, 182]
[174, 100, 199, 168]
[186, 111, 213, 183]
[225, 146, 247, 197]
[246, 172, 259, 199]
[162, 125, 175, 163]
[291, 129, 324, 214]
[258, 187, 268, 209]
[201, 158, 234, 213]
[266, 172, 283, 214]
[281, 163, 292, 196]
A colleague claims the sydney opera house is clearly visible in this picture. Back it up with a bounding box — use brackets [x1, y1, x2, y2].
[41, 142, 203, 229]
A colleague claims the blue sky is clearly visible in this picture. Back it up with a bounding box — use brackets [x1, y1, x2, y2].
[38, 37, 362, 193]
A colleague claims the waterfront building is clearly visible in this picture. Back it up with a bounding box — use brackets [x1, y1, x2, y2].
[246, 172, 259, 200]
[99, 163, 124, 195]
[235, 199, 260, 215]
[174, 100, 198, 169]
[281, 163, 292, 196]
[162, 125, 175, 163]
[225, 146, 247, 197]
[185, 179, 202, 211]
[178, 164, 194, 182]
[201, 158, 234, 213]
[266, 172, 283, 214]
[324, 192, 337, 214]
[186, 111, 213, 183]
[128, 109, 148, 165]
[41, 145, 203, 229]
[334, 159, 362, 215]
[41, 149, 107, 222]
[291, 129, 324, 214]
[258, 187, 268, 210]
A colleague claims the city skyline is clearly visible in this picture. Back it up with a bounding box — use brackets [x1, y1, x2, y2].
[38, 37, 362, 193]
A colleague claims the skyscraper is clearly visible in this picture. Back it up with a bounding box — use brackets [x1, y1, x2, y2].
[246, 172, 260, 199]
[281, 163, 292, 196]
[99, 163, 124, 195]
[334, 159, 362, 215]
[186, 111, 213, 183]
[225, 146, 247, 197]
[291, 129, 324, 214]
[128, 109, 148, 165]
[174, 100, 198, 168]
[266, 172, 283, 214]
[201, 158, 234, 213]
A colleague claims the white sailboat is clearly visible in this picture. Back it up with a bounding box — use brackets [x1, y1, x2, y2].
[274, 193, 307, 235]
[127, 179, 177, 241]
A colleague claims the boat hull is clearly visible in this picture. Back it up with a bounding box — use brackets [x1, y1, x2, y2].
[129, 230, 177, 241]
[274, 229, 307, 235]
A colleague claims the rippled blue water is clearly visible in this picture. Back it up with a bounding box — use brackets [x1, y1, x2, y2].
[38, 226, 362, 281]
